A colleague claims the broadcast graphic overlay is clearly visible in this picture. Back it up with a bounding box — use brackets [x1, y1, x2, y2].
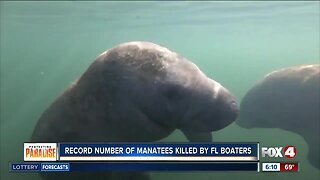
[10, 142, 299, 172]
[260, 145, 299, 172]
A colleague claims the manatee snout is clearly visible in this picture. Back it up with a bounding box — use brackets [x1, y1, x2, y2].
[211, 86, 239, 131]
[219, 87, 239, 120]
[180, 80, 239, 133]
[236, 87, 269, 129]
[236, 100, 258, 129]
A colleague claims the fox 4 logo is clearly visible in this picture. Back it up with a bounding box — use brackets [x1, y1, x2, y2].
[261, 145, 296, 158]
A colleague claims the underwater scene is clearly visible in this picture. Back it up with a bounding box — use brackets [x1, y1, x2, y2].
[1, 1, 319, 180]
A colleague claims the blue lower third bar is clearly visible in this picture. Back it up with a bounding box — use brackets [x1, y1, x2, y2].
[10, 162, 258, 171]
[70, 162, 258, 171]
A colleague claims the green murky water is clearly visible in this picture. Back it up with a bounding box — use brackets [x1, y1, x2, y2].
[1, 1, 319, 180]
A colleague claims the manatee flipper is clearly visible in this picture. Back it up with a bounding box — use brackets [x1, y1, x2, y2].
[182, 130, 212, 142]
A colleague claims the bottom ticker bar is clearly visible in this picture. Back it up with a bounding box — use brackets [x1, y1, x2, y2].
[70, 162, 258, 171]
[10, 162, 258, 172]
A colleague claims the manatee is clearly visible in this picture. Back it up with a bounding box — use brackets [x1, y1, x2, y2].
[236, 64, 320, 169]
[31, 41, 239, 179]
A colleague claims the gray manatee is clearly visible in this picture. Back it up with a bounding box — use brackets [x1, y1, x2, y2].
[237, 64, 320, 169]
[32, 41, 239, 179]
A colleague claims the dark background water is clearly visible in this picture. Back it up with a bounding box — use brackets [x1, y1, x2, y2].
[1, 1, 319, 180]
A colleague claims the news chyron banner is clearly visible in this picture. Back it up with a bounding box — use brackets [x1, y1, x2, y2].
[58, 143, 257, 161]
[11, 143, 259, 172]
